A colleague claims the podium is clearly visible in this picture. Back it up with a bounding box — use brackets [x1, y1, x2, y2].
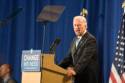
[22, 54, 72, 83]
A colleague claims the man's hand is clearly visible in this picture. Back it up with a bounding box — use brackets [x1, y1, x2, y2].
[67, 67, 76, 77]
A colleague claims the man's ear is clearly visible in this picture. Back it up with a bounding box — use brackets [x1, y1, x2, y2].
[85, 25, 87, 29]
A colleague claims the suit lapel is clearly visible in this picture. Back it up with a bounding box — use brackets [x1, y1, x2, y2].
[73, 32, 89, 57]
[71, 38, 77, 56]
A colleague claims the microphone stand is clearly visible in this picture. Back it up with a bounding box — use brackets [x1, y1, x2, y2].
[41, 22, 47, 54]
[40, 21, 47, 83]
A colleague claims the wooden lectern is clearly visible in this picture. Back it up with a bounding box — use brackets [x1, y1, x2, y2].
[22, 54, 72, 83]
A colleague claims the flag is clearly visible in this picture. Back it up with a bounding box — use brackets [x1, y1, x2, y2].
[109, 14, 125, 83]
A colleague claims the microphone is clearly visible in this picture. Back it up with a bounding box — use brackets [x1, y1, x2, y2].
[0, 8, 23, 27]
[49, 38, 61, 53]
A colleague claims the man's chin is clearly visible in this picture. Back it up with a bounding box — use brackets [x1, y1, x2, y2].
[75, 33, 82, 36]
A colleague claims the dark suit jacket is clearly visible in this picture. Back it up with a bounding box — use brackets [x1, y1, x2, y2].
[0, 77, 3, 83]
[2, 77, 17, 83]
[59, 32, 99, 83]
[7, 78, 17, 83]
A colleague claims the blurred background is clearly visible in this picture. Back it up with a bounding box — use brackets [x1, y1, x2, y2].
[0, 0, 123, 83]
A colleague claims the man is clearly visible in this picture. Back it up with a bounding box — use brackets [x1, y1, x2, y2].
[59, 16, 99, 83]
[0, 64, 17, 83]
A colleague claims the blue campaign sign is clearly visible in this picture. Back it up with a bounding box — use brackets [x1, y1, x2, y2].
[21, 49, 41, 72]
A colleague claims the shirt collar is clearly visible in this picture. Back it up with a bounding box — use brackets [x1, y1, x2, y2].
[3, 75, 10, 83]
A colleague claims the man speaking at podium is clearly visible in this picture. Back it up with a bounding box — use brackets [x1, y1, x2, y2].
[59, 15, 99, 83]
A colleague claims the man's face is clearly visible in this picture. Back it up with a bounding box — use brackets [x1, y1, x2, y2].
[0, 65, 9, 78]
[73, 16, 87, 36]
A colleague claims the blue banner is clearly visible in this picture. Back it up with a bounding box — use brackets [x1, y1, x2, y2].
[21, 50, 41, 72]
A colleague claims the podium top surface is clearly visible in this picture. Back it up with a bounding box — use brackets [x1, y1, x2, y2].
[37, 5, 65, 22]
